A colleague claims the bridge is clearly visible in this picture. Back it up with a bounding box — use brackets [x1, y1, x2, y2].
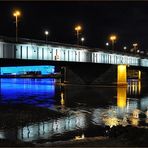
[1, 36, 148, 85]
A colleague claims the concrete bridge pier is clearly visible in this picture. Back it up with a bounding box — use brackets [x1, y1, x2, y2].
[61, 64, 130, 86]
[117, 65, 127, 86]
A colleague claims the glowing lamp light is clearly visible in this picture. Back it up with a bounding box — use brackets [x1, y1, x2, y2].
[75, 25, 82, 45]
[13, 10, 21, 17]
[75, 25, 82, 31]
[109, 35, 117, 50]
[81, 37, 85, 42]
[45, 30, 49, 35]
[123, 46, 127, 50]
[106, 42, 109, 46]
[133, 43, 138, 47]
[110, 35, 117, 41]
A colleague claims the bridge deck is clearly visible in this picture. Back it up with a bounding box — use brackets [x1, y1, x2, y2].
[0, 37, 148, 67]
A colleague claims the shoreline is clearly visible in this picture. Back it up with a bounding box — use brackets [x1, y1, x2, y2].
[35, 125, 148, 147]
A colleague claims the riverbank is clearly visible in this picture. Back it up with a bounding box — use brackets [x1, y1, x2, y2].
[35, 125, 148, 147]
[36, 136, 125, 147]
[0, 136, 140, 147]
[0, 132, 147, 147]
[0, 106, 148, 147]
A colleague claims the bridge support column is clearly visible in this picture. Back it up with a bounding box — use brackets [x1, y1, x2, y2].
[138, 70, 141, 80]
[117, 64, 127, 86]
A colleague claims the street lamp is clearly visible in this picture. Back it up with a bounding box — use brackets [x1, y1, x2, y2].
[106, 42, 109, 46]
[44, 30, 49, 43]
[13, 10, 21, 42]
[110, 35, 117, 50]
[123, 46, 127, 50]
[105, 42, 109, 50]
[81, 37, 85, 45]
[133, 43, 138, 53]
[75, 25, 82, 45]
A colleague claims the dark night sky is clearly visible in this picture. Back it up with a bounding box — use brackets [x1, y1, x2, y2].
[0, 1, 148, 50]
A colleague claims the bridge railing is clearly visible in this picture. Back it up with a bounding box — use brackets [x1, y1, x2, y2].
[0, 36, 148, 67]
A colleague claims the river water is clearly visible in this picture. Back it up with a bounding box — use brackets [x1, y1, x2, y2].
[0, 78, 148, 143]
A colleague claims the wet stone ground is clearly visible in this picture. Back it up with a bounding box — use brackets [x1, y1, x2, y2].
[0, 125, 148, 147]
[33, 125, 148, 147]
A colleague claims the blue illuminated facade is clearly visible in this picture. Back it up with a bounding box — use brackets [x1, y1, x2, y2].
[0, 65, 55, 75]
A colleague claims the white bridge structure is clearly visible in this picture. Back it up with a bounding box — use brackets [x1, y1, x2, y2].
[0, 37, 148, 67]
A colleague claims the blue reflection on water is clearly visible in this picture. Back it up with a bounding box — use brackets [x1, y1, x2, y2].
[0, 78, 56, 108]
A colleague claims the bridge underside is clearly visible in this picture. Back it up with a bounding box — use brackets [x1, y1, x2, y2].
[0, 58, 67, 67]
[0, 58, 117, 85]
[62, 64, 117, 85]
[1, 58, 148, 85]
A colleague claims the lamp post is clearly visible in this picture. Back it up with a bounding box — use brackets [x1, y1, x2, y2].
[75, 25, 82, 45]
[13, 10, 21, 42]
[105, 42, 109, 50]
[81, 37, 85, 45]
[44, 30, 49, 43]
[110, 35, 117, 50]
[123, 46, 127, 51]
[106, 42, 109, 46]
[133, 43, 138, 53]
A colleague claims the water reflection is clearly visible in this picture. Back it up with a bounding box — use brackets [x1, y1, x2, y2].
[60, 92, 65, 106]
[0, 78, 55, 108]
[0, 112, 87, 142]
[92, 80, 148, 128]
[60, 91, 65, 112]
[117, 87, 126, 108]
[127, 80, 141, 96]
[19, 112, 86, 142]
[0, 78, 148, 143]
